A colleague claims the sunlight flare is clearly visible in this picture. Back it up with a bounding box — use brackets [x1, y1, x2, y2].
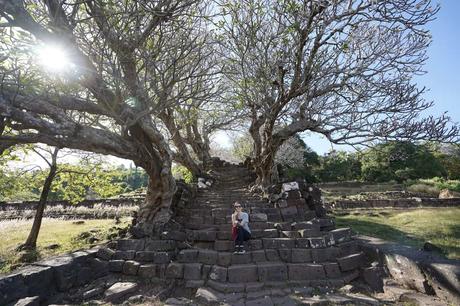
[36, 44, 72, 72]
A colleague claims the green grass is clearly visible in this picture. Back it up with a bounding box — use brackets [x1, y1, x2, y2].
[0, 218, 130, 274]
[335, 208, 460, 259]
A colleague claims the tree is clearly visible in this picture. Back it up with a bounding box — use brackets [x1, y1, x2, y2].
[217, 0, 458, 188]
[275, 134, 319, 182]
[360, 141, 445, 182]
[317, 150, 361, 182]
[19, 146, 59, 250]
[0, 0, 210, 234]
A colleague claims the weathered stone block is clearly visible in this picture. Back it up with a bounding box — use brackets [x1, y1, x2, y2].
[296, 238, 310, 248]
[252, 250, 267, 262]
[262, 238, 296, 249]
[288, 263, 325, 280]
[292, 221, 318, 231]
[299, 229, 322, 238]
[323, 262, 341, 278]
[214, 240, 233, 251]
[265, 249, 280, 261]
[311, 247, 340, 262]
[153, 252, 171, 264]
[135, 251, 156, 262]
[144, 239, 176, 251]
[251, 213, 268, 222]
[0, 273, 27, 305]
[122, 260, 140, 275]
[262, 229, 279, 238]
[257, 262, 288, 282]
[276, 199, 288, 208]
[197, 250, 218, 265]
[166, 262, 184, 279]
[217, 231, 232, 240]
[104, 282, 138, 302]
[113, 250, 135, 260]
[282, 231, 301, 239]
[337, 253, 363, 272]
[286, 198, 306, 207]
[275, 222, 291, 231]
[138, 264, 156, 278]
[309, 237, 326, 249]
[337, 241, 360, 257]
[291, 249, 312, 263]
[108, 260, 125, 272]
[97, 247, 115, 260]
[89, 257, 109, 279]
[117, 239, 145, 251]
[193, 230, 216, 241]
[282, 182, 299, 192]
[248, 239, 263, 250]
[231, 252, 252, 265]
[160, 231, 186, 241]
[228, 264, 258, 282]
[217, 252, 232, 267]
[209, 265, 227, 282]
[329, 228, 351, 244]
[280, 206, 298, 221]
[177, 249, 198, 263]
[278, 249, 292, 262]
[184, 263, 202, 280]
[12, 296, 40, 306]
[317, 218, 335, 230]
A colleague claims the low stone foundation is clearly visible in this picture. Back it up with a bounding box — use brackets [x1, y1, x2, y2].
[328, 197, 460, 210]
[0, 248, 106, 305]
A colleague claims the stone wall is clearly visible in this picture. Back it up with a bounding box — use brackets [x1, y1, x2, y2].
[0, 197, 142, 212]
[328, 197, 460, 210]
[0, 248, 107, 305]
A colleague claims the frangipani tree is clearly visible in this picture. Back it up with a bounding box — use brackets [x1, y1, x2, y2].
[0, 0, 214, 234]
[217, 0, 459, 187]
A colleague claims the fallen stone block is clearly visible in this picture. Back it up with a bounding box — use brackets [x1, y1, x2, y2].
[12, 296, 40, 306]
[97, 247, 115, 260]
[329, 228, 352, 244]
[104, 282, 138, 302]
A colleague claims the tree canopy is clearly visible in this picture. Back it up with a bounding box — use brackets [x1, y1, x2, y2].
[0, 0, 458, 230]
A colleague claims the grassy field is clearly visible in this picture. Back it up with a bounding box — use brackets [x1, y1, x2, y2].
[0, 218, 130, 274]
[335, 208, 460, 259]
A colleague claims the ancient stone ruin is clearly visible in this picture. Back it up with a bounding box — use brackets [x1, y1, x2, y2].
[1, 162, 458, 305]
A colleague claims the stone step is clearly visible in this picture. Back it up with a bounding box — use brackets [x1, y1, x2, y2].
[177, 248, 354, 265]
[166, 261, 361, 286]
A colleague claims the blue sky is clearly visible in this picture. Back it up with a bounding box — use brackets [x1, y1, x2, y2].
[303, 0, 460, 154]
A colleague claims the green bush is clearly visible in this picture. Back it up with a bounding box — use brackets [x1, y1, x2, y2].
[172, 165, 194, 183]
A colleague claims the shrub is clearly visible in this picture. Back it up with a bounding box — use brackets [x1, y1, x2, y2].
[407, 183, 440, 196]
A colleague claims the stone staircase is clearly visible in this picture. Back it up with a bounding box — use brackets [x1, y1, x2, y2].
[96, 163, 367, 304]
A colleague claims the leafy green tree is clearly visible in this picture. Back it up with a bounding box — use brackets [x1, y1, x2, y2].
[316, 151, 361, 182]
[360, 141, 446, 182]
